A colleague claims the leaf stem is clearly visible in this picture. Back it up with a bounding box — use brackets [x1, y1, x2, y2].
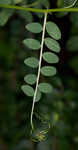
[0, 4, 78, 13]
[30, 12, 47, 129]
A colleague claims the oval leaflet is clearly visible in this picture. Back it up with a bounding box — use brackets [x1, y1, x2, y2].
[24, 57, 39, 68]
[43, 52, 59, 63]
[26, 22, 42, 33]
[45, 38, 60, 53]
[41, 66, 56, 76]
[23, 38, 40, 50]
[24, 74, 37, 85]
[38, 83, 53, 93]
[21, 85, 34, 97]
[46, 21, 61, 40]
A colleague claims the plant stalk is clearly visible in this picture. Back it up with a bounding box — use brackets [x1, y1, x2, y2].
[0, 4, 78, 13]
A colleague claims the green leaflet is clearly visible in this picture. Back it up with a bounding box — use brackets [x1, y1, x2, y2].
[26, 22, 42, 33]
[21, 85, 34, 97]
[38, 83, 53, 93]
[0, 9, 14, 26]
[46, 21, 61, 40]
[43, 52, 59, 63]
[21, 85, 41, 101]
[41, 66, 56, 76]
[23, 39, 40, 50]
[45, 38, 60, 52]
[24, 57, 39, 68]
[24, 74, 37, 85]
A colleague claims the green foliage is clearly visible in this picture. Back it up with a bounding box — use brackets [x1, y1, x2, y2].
[24, 74, 37, 85]
[24, 57, 39, 68]
[23, 38, 41, 50]
[21, 85, 41, 101]
[38, 82, 53, 93]
[21, 85, 34, 97]
[26, 22, 42, 33]
[43, 52, 59, 63]
[46, 22, 61, 40]
[21, 13, 61, 142]
[22, 20, 61, 100]
[0, 0, 50, 26]
[41, 66, 56, 76]
[0, 0, 29, 26]
[1, 0, 78, 148]
[0, 9, 14, 26]
[45, 38, 61, 52]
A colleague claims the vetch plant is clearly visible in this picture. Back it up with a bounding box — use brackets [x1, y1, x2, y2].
[21, 13, 61, 141]
[20, 12, 61, 141]
[0, 0, 78, 142]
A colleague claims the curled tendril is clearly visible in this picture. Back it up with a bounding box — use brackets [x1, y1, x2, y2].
[30, 113, 50, 142]
[31, 128, 49, 142]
